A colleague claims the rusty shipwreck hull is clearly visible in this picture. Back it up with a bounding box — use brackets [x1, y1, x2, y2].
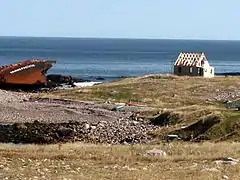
[0, 60, 56, 86]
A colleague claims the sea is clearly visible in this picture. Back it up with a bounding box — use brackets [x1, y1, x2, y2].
[0, 36, 240, 82]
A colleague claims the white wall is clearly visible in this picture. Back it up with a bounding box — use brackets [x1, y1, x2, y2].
[203, 66, 215, 78]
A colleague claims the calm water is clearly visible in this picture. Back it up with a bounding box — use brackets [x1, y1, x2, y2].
[0, 36, 239, 81]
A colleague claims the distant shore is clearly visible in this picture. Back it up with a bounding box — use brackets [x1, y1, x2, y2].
[215, 72, 240, 76]
[77, 72, 240, 83]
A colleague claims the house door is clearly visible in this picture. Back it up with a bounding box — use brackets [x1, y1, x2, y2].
[198, 68, 203, 76]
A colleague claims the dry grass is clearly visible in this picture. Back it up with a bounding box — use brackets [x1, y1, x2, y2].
[0, 142, 239, 180]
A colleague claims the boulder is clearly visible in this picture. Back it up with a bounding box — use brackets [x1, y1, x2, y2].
[57, 126, 74, 137]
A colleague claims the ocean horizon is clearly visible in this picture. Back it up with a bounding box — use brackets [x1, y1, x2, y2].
[0, 36, 240, 82]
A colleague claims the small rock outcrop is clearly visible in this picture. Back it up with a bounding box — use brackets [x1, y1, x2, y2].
[150, 111, 182, 126]
[46, 74, 83, 87]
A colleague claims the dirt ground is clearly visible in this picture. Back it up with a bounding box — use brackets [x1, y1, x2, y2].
[0, 89, 134, 124]
[0, 89, 159, 144]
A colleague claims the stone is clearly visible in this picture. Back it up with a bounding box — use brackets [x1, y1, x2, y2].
[201, 168, 219, 172]
[145, 149, 167, 157]
[98, 123, 105, 127]
[84, 123, 90, 130]
[14, 124, 27, 130]
[57, 126, 74, 137]
[166, 134, 181, 141]
[132, 121, 139, 125]
[222, 175, 229, 180]
[215, 157, 239, 165]
[91, 126, 97, 130]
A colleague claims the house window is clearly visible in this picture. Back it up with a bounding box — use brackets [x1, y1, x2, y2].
[210, 69, 213, 74]
[190, 67, 193, 73]
[178, 67, 182, 73]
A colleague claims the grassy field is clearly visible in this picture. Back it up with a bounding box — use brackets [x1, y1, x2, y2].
[0, 142, 239, 180]
[38, 74, 240, 108]
[2, 75, 240, 179]
[36, 74, 240, 142]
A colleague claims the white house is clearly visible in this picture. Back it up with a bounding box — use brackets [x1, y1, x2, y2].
[173, 52, 215, 78]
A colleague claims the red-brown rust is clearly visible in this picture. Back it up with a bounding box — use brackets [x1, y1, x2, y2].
[0, 59, 56, 85]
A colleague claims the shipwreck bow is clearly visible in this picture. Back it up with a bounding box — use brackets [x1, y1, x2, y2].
[0, 59, 56, 86]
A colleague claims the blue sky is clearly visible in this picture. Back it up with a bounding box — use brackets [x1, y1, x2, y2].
[0, 0, 239, 40]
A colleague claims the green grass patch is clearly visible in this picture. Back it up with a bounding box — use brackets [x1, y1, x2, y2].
[204, 111, 240, 140]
